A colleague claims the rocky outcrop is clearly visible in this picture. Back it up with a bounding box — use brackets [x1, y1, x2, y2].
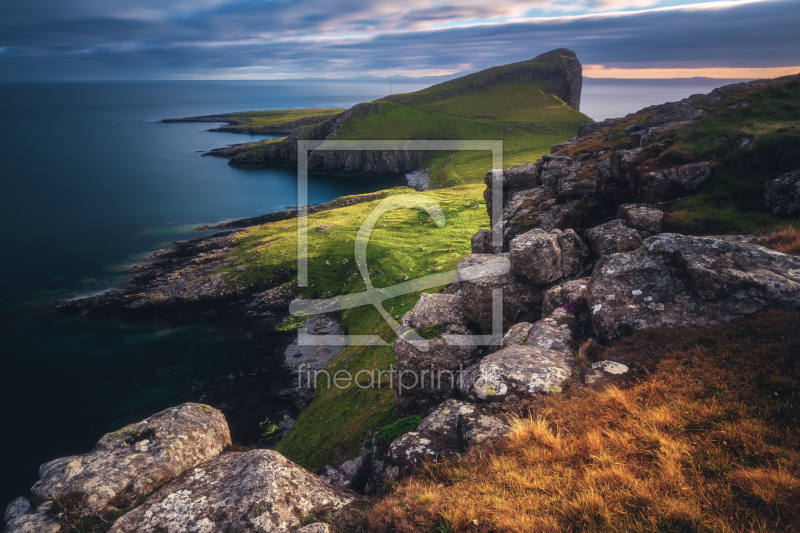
[109, 450, 361, 533]
[629, 162, 711, 203]
[31, 403, 231, 512]
[509, 229, 589, 284]
[4, 502, 61, 533]
[394, 294, 480, 416]
[458, 345, 572, 401]
[364, 400, 508, 493]
[588, 233, 800, 340]
[763, 171, 800, 217]
[617, 204, 665, 233]
[456, 254, 543, 332]
[585, 219, 651, 258]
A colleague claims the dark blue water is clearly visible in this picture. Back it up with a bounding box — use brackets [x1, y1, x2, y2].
[0, 77, 744, 508]
[0, 80, 427, 507]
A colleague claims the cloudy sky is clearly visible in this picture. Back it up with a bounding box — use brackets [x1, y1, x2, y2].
[1, 0, 798, 80]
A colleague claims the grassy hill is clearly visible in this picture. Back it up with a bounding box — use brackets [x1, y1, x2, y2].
[230, 108, 341, 127]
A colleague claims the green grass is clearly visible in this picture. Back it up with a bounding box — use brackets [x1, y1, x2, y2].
[329, 82, 589, 187]
[214, 184, 488, 469]
[231, 108, 341, 127]
[660, 80, 800, 234]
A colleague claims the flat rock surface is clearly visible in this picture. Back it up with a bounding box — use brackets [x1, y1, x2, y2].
[31, 403, 231, 512]
[109, 450, 356, 533]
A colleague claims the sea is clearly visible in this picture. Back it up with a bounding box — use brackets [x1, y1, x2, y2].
[0, 77, 747, 506]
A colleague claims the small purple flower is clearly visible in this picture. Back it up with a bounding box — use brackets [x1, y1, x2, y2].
[562, 298, 585, 314]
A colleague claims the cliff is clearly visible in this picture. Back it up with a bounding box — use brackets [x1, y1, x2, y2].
[177, 49, 588, 179]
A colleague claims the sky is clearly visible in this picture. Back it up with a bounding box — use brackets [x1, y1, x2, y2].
[0, 0, 798, 80]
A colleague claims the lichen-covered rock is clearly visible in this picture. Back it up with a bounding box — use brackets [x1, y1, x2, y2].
[557, 229, 590, 277]
[297, 524, 334, 533]
[457, 254, 543, 332]
[4, 498, 31, 527]
[562, 278, 590, 305]
[763, 171, 800, 217]
[381, 400, 508, 479]
[319, 457, 363, 490]
[394, 293, 479, 415]
[585, 220, 651, 258]
[109, 450, 358, 533]
[502, 322, 534, 348]
[4, 502, 62, 533]
[610, 148, 643, 181]
[584, 360, 633, 390]
[542, 285, 564, 318]
[525, 308, 578, 357]
[589, 233, 800, 341]
[538, 155, 573, 188]
[458, 346, 572, 401]
[31, 403, 231, 513]
[509, 230, 562, 285]
[617, 204, 665, 233]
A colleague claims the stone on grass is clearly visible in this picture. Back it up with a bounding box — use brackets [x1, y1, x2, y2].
[763, 171, 800, 217]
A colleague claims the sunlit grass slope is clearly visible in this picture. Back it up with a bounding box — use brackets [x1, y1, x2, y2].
[214, 185, 488, 469]
[232, 108, 341, 127]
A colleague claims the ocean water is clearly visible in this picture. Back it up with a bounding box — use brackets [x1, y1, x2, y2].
[0, 77, 746, 507]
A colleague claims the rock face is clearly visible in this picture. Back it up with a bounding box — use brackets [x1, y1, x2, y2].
[509, 229, 588, 285]
[458, 346, 572, 401]
[589, 233, 800, 340]
[629, 162, 711, 203]
[617, 204, 665, 233]
[763, 171, 800, 217]
[367, 400, 508, 491]
[109, 450, 358, 533]
[456, 254, 543, 332]
[585, 219, 651, 258]
[394, 294, 479, 416]
[31, 403, 231, 512]
[4, 502, 61, 533]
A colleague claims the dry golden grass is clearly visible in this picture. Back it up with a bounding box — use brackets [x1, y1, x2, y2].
[762, 226, 800, 256]
[366, 307, 800, 533]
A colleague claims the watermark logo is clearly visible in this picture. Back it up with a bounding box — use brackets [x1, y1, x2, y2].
[288, 140, 506, 351]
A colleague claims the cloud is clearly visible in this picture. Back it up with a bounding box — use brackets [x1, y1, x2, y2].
[0, 0, 797, 80]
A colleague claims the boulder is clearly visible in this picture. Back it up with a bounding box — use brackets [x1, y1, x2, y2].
[540, 197, 603, 233]
[4, 498, 30, 527]
[109, 450, 359, 533]
[542, 286, 564, 318]
[457, 254, 543, 333]
[562, 278, 590, 306]
[610, 148, 643, 181]
[382, 400, 508, 479]
[524, 308, 579, 357]
[589, 233, 800, 341]
[31, 403, 231, 512]
[319, 457, 363, 490]
[504, 163, 539, 190]
[394, 294, 479, 415]
[471, 229, 494, 254]
[617, 204, 665, 233]
[502, 322, 534, 348]
[4, 502, 61, 533]
[483, 169, 506, 219]
[763, 171, 800, 217]
[557, 229, 590, 277]
[458, 346, 572, 401]
[584, 361, 633, 390]
[538, 156, 574, 189]
[585, 220, 650, 258]
[509, 230, 562, 285]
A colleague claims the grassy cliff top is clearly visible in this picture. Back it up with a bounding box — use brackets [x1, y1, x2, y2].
[231, 108, 342, 127]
